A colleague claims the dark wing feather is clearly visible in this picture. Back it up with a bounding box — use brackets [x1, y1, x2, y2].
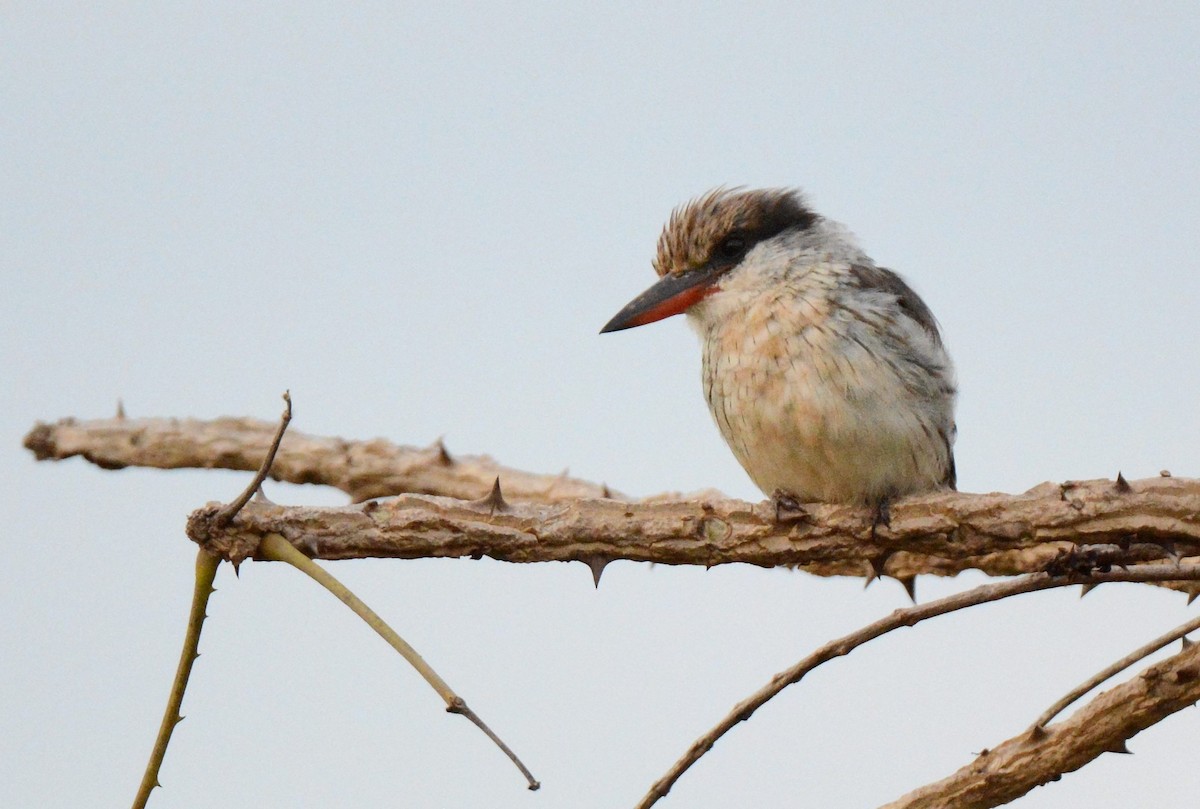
[847, 264, 944, 347]
[848, 264, 956, 490]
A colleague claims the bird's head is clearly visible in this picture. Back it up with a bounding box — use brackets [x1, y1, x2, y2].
[601, 187, 818, 333]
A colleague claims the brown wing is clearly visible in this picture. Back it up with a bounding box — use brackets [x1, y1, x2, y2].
[847, 263, 945, 346]
[848, 264, 956, 490]
[941, 434, 957, 490]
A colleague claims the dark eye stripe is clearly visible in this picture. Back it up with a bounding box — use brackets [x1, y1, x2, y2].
[716, 234, 747, 259]
[708, 192, 817, 266]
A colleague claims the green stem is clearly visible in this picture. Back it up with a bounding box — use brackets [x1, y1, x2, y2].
[257, 533, 539, 789]
[257, 532, 454, 701]
[132, 549, 220, 809]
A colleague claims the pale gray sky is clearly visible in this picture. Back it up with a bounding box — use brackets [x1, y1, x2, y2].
[4, 4, 1200, 808]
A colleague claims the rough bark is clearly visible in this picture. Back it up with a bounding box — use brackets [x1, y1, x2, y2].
[25, 417, 1200, 583]
[881, 637, 1200, 808]
[23, 416, 612, 503]
[179, 479, 1200, 584]
[24, 414, 1200, 806]
[634, 566, 1200, 809]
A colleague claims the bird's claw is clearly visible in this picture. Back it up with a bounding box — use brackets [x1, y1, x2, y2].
[869, 498, 893, 541]
[771, 489, 810, 524]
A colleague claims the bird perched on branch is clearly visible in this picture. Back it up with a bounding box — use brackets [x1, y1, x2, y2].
[601, 187, 956, 510]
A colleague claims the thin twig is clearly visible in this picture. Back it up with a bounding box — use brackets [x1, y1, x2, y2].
[636, 564, 1200, 809]
[134, 396, 291, 804]
[449, 698, 542, 791]
[1028, 610, 1200, 733]
[132, 549, 221, 809]
[880, 636, 1200, 808]
[215, 392, 291, 527]
[258, 533, 540, 791]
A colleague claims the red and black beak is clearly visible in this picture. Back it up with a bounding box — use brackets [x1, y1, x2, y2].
[600, 266, 723, 333]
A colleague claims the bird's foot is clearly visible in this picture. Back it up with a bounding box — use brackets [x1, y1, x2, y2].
[771, 489, 810, 524]
[869, 497, 893, 542]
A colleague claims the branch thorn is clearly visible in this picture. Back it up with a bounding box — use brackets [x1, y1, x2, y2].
[432, 436, 454, 466]
[868, 549, 895, 581]
[472, 477, 509, 515]
[584, 556, 610, 589]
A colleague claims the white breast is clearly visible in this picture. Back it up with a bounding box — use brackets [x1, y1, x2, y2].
[690, 251, 954, 504]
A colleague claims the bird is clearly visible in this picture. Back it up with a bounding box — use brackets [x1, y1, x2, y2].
[601, 187, 956, 511]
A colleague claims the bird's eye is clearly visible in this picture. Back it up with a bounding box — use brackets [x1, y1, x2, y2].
[716, 234, 747, 260]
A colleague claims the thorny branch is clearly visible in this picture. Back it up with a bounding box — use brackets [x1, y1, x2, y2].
[24, 413, 1200, 807]
[26, 417, 1200, 588]
[880, 623, 1200, 809]
[133, 548, 219, 809]
[1027, 611, 1200, 732]
[124, 400, 540, 800]
[23, 415, 613, 503]
[220, 400, 540, 791]
[178, 479, 1200, 599]
[635, 564, 1200, 809]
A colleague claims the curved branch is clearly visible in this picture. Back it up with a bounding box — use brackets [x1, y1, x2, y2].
[215, 392, 292, 525]
[258, 533, 540, 791]
[1029, 612, 1200, 732]
[636, 565, 1200, 809]
[880, 627, 1200, 809]
[23, 415, 614, 503]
